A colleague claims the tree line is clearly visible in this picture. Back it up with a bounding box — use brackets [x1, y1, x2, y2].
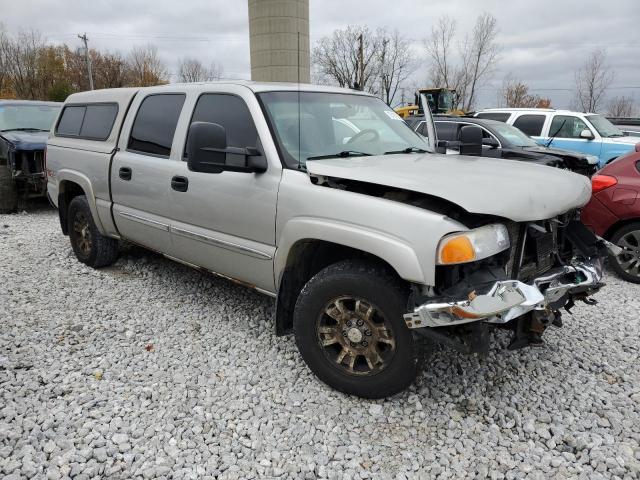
[0, 28, 222, 101]
[1, 21, 635, 116]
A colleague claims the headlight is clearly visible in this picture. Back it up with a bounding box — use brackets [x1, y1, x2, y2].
[437, 224, 510, 265]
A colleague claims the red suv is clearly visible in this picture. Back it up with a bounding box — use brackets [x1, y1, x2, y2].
[582, 146, 640, 283]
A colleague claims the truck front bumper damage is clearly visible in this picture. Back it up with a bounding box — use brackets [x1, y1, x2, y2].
[404, 259, 603, 329]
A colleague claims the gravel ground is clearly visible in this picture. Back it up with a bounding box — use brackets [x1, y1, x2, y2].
[1, 208, 639, 480]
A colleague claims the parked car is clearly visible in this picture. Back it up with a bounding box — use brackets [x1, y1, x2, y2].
[47, 82, 609, 398]
[406, 115, 597, 176]
[0, 100, 62, 212]
[581, 146, 640, 283]
[475, 108, 640, 168]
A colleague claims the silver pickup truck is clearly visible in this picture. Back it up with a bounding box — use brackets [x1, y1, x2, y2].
[46, 82, 609, 398]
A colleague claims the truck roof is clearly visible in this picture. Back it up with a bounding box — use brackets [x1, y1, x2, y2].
[478, 107, 599, 116]
[64, 81, 372, 104]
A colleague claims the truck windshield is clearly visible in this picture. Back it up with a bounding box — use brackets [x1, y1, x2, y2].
[586, 115, 624, 138]
[258, 91, 429, 168]
[0, 104, 60, 132]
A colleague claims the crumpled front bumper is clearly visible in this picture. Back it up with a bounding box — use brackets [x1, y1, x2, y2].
[404, 259, 603, 329]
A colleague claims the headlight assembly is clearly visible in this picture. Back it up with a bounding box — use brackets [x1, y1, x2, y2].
[437, 224, 510, 265]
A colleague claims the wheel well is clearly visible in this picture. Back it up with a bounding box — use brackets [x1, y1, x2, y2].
[604, 218, 640, 240]
[275, 239, 404, 336]
[57, 181, 86, 235]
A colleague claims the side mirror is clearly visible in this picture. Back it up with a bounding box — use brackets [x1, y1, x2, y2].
[459, 125, 483, 156]
[482, 137, 500, 149]
[186, 121, 267, 174]
[579, 129, 594, 140]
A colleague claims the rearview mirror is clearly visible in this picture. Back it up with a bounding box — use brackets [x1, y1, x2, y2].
[579, 129, 594, 140]
[186, 121, 267, 174]
[459, 125, 483, 156]
[482, 137, 500, 148]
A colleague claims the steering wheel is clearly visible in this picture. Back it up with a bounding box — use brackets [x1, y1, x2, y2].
[347, 128, 380, 144]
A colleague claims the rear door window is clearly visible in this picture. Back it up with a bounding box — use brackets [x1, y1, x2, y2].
[56, 106, 86, 136]
[128, 94, 186, 157]
[476, 112, 511, 122]
[434, 121, 460, 141]
[513, 115, 546, 136]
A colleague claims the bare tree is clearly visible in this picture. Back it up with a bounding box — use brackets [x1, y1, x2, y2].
[378, 30, 415, 106]
[94, 51, 130, 88]
[607, 95, 635, 118]
[423, 13, 499, 111]
[312, 25, 381, 92]
[178, 57, 223, 82]
[574, 49, 614, 113]
[127, 45, 168, 87]
[424, 16, 457, 88]
[461, 13, 499, 111]
[499, 75, 550, 108]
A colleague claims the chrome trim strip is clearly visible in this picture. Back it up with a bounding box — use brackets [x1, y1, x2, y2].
[117, 211, 169, 231]
[170, 226, 273, 260]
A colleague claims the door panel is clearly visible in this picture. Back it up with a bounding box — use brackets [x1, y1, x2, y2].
[166, 91, 280, 293]
[169, 166, 279, 292]
[111, 152, 175, 253]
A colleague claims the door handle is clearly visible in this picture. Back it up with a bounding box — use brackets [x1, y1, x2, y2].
[119, 167, 132, 181]
[171, 176, 189, 192]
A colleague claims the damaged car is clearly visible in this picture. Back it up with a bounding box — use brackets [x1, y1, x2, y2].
[0, 100, 61, 213]
[46, 83, 611, 398]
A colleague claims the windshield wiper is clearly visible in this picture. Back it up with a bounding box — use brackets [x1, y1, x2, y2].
[0, 128, 49, 132]
[306, 150, 372, 161]
[384, 147, 428, 155]
[545, 119, 566, 148]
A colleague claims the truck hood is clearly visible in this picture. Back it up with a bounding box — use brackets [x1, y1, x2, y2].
[306, 154, 592, 222]
[0, 130, 48, 150]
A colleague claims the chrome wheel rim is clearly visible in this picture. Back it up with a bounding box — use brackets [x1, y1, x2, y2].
[615, 230, 640, 278]
[316, 296, 396, 376]
[73, 212, 92, 257]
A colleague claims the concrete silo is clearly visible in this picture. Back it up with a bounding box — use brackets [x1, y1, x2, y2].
[248, 0, 310, 83]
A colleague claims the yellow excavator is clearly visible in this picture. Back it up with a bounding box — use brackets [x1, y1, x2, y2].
[395, 88, 465, 118]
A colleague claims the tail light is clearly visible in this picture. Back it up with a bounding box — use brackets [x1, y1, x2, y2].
[591, 174, 617, 193]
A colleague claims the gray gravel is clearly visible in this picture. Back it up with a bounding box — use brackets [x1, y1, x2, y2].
[1, 208, 639, 480]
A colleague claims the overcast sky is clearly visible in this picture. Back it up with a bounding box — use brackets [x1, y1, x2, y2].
[2, 0, 639, 109]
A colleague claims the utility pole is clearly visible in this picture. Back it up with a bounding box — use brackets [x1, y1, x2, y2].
[77, 33, 94, 90]
[358, 33, 364, 91]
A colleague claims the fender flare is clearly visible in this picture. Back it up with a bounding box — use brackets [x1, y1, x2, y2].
[56, 169, 106, 234]
[274, 217, 427, 287]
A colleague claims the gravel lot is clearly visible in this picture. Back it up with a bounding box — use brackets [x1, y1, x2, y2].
[1, 208, 639, 480]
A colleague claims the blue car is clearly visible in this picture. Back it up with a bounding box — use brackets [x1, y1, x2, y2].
[475, 108, 639, 168]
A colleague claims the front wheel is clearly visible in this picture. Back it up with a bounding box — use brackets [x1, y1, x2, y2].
[67, 195, 119, 268]
[609, 222, 640, 283]
[293, 260, 419, 398]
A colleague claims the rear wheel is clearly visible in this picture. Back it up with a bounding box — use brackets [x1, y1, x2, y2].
[609, 222, 640, 283]
[293, 260, 419, 398]
[0, 164, 18, 214]
[67, 195, 119, 268]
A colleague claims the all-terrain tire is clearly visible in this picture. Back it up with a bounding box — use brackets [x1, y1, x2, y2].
[293, 259, 419, 399]
[67, 195, 119, 268]
[0, 164, 18, 214]
[609, 222, 640, 284]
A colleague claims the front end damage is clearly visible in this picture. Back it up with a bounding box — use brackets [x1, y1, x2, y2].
[405, 217, 610, 353]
